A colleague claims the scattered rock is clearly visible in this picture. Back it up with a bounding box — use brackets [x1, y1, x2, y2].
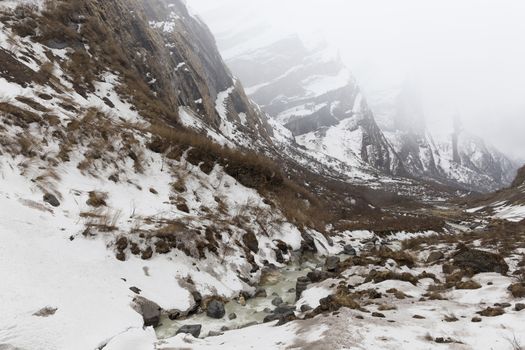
[33, 306, 57, 317]
[452, 248, 509, 275]
[307, 270, 332, 283]
[228, 313, 237, 320]
[133, 297, 161, 327]
[413, 315, 425, 319]
[495, 302, 512, 308]
[206, 300, 225, 319]
[129, 286, 141, 294]
[43, 193, 60, 207]
[456, 280, 481, 290]
[141, 247, 153, 260]
[271, 297, 283, 306]
[435, 337, 455, 344]
[242, 231, 259, 253]
[274, 240, 289, 252]
[176, 202, 190, 213]
[254, 287, 267, 298]
[192, 291, 202, 305]
[515, 303, 525, 311]
[471, 316, 482, 322]
[300, 304, 312, 312]
[477, 307, 505, 317]
[155, 240, 170, 254]
[116, 237, 128, 251]
[508, 283, 525, 298]
[295, 276, 310, 300]
[324, 256, 340, 272]
[343, 245, 357, 256]
[176, 324, 202, 338]
[378, 304, 397, 311]
[426, 251, 444, 263]
[372, 312, 385, 318]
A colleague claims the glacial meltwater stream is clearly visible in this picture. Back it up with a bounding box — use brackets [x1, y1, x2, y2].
[155, 257, 322, 339]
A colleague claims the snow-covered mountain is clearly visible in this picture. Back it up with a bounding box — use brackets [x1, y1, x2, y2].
[375, 81, 518, 192]
[196, 6, 516, 192]
[2, 1, 525, 350]
[219, 30, 404, 176]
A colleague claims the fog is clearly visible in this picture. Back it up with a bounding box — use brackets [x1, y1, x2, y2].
[189, 0, 525, 160]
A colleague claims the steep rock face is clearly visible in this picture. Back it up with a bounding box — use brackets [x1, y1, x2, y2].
[512, 165, 525, 188]
[377, 82, 517, 192]
[215, 30, 404, 175]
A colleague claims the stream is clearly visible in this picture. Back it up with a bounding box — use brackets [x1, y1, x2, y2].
[155, 257, 323, 339]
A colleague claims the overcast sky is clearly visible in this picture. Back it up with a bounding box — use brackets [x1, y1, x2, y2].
[189, 0, 525, 159]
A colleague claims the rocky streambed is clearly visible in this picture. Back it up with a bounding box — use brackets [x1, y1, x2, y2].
[154, 250, 356, 339]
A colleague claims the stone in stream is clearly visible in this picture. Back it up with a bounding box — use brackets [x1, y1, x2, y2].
[307, 270, 332, 283]
[133, 296, 161, 327]
[271, 297, 283, 306]
[254, 287, 267, 298]
[264, 305, 296, 324]
[206, 300, 225, 319]
[324, 256, 340, 272]
[300, 304, 313, 312]
[176, 324, 202, 338]
[296, 276, 310, 300]
[228, 313, 237, 320]
[343, 245, 357, 256]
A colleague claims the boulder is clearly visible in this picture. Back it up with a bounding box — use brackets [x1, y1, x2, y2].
[271, 297, 283, 306]
[176, 324, 202, 338]
[242, 231, 259, 253]
[206, 300, 225, 319]
[324, 256, 340, 272]
[456, 280, 481, 290]
[343, 245, 357, 256]
[133, 297, 161, 327]
[515, 303, 525, 311]
[508, 283, 525, 298]
[452, 248, 509, 275]
[295, 276, 310, 300]
[307, 270, 332, 283]
[254, 287, 267, 298]
[426, 251, 444, 263]
[43, 193, 60, 207]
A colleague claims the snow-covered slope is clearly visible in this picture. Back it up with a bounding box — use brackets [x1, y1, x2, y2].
[0, 1, 341, 348]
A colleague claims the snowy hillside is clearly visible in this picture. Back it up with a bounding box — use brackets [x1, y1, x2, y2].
[1, 1, 524, 350]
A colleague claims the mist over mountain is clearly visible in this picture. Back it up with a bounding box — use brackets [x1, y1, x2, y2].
[1, 1, 524, 349]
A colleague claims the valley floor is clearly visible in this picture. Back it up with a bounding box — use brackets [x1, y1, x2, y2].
[1, 183, 525, 350]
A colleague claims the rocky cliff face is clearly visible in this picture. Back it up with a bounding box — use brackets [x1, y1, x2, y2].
[377, 82, 518, 192]
[215, 30, 404, 176]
